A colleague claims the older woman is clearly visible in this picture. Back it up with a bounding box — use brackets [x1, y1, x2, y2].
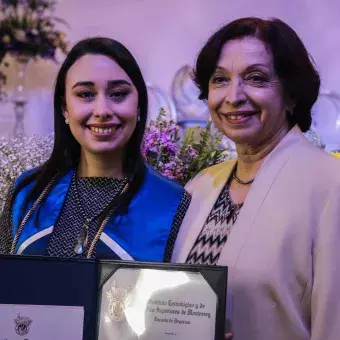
[172, 17, 340, 340]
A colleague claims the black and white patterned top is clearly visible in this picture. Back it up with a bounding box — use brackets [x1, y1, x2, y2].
[47, 175, 128, 258]
[186, 183, 242, 265]
[0, 175, 191, 260]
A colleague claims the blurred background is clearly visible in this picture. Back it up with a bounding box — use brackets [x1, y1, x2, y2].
[0, 0, 339, 152]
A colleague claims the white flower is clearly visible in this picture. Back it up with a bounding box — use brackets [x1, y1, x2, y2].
[13, 30, 27, 42]
[0, 134, 54, 211]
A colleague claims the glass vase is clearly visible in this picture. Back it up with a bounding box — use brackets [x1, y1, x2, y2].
[11, 54, 30, 138]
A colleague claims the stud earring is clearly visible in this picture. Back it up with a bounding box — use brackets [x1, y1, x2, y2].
[137, 108, 141, 122]
[65, 118, 69, 124]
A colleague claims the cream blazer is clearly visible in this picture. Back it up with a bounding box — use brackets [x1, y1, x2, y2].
[172, 126, 340, 340]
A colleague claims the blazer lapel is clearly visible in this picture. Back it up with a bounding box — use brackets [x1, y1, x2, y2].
[219, 126, 305, 270]
[172, 160, 236, 262]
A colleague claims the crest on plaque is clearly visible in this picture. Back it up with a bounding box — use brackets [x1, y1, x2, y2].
[107, 281, 131, 322]
[14, 313, 33, 336]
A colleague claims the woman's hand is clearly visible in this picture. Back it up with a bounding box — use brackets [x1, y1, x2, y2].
[225, 332, 234, 339]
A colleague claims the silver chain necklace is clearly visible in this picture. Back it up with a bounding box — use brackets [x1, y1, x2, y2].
[72, 172, 127, 255]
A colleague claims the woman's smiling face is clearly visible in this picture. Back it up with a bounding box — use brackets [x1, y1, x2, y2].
[208, 37, 288, 147]
[64, 54, 139, 156]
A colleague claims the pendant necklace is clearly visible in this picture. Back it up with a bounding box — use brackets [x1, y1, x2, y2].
[73, 173, 128, 255]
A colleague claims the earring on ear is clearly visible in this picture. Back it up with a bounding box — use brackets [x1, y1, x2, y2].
[137, 108, 141, 122]
[286, 104, 294, 117]
[63, 105, 69, 124]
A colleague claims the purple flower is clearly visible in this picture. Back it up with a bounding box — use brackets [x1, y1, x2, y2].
[163, 169, 174, 179]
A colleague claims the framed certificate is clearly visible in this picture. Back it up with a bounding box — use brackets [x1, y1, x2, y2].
[96, 260, 227, 340]
[0, 256, 227, 340]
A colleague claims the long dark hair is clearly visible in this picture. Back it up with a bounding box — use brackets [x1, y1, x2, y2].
[13, 37, 148, 222]
[193, 17, 320, 132]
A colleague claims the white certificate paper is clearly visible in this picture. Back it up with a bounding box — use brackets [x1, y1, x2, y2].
[0, 304, 84, 340]
[98, 268, 217, 340]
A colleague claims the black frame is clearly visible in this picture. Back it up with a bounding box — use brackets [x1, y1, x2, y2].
[96, 260, 227, 340]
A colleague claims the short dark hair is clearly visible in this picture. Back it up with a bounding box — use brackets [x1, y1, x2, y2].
[193, 17, 320, 132]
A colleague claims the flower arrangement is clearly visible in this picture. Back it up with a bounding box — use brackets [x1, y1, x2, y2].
[142, 116, 327, 182]
[0, 0, 68, 60]
[0, 0, 69, 99]
[142, 108, 234, 184]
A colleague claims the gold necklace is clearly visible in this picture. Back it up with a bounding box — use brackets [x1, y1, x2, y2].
[10, 173, 59, 255]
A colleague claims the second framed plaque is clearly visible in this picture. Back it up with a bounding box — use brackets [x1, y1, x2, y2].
[96, 261, 227, 340]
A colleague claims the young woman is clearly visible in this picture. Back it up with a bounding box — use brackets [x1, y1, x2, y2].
[0, 37, 190, 261]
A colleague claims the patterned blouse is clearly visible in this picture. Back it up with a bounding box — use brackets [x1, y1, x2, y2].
[0, 174, 191, 261]
[186, 182, 242, 265]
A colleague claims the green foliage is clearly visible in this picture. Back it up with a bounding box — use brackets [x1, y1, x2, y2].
[179, 120, 229, 184]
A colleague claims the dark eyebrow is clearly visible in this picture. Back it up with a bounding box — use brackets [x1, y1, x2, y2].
[108, 79, 132, 87]
[244, 64, 271, 72]
[72, 81, 94, 89]
[215, 63, 271, 72]
[72, 79, 132, 89]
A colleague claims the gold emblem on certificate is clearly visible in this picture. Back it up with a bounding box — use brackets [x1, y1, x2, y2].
[107, 281, 131, 322]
